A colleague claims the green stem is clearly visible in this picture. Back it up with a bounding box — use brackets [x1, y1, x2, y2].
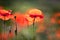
[33, 18, 35, 29]
[14, 16, 17, 40]
[33, 18, 36, 40]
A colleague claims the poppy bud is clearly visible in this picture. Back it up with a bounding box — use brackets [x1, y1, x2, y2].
[14, 16, 16, 19]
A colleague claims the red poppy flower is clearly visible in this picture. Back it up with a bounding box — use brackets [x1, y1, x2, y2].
[13, 12, 30, 27]
[50, 12, 60, 24]
[56, 29, 60, 39]
[25, 8, 44, 23]
[0, 9, 13, 20]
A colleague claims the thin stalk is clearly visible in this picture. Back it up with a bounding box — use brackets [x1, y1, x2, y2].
[33, 18, 35, 30]
[33, 18, 36, 40]
[3, 16, 5, 40]
[2, 16, 5, 40]
[14, 16, 17, 35]
[14, 16, 17, 40]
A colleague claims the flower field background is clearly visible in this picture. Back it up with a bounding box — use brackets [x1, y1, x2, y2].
[0, 0, 60, 40]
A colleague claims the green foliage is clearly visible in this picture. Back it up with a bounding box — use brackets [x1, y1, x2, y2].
[0, 20, 3, 33]
[0, 19, 13, 33]
[4, 19, 13, 27]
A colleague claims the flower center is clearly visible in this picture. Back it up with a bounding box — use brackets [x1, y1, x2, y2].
[0, 13, 10, 16]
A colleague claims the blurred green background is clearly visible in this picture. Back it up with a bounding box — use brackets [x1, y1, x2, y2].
[0, 0, 60, 13]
